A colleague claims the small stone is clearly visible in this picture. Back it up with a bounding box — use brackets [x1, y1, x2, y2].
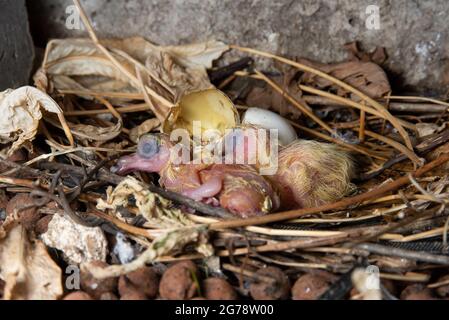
[81, 261, 118, 299]
[291, 273, 332, 300]
[250, 267, 290, 300]
[41, 213, 108, 265]
[159, 261, 199, 300]
[203, 278, 237, 300]
[119, 266, 159, 299]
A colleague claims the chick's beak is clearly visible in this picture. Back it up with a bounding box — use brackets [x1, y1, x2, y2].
[111, 143, 172, 175]
[110, 153, 150, 175]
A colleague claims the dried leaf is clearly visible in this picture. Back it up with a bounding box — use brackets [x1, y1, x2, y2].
[298, 58, 391, 99]
[39, 37, 228, 104]
[0, 86, 63, 155]
[41, 214, 108, 265]
[0, 225, 63, 300]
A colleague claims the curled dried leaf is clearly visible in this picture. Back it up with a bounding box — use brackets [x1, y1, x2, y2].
[0, 86, 63, 155]
[298, 58, 391, 99]
[0, 225, 63, 300]
[39, 38, 228, 105]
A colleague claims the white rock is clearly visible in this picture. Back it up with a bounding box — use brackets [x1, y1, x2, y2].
[41, 214, 108, 265]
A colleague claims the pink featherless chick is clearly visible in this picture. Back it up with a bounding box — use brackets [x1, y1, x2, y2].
[111, 133, 279, 218]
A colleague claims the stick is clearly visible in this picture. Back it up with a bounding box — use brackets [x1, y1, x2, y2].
[302, 95, 449, 113]
[355, 243, 449, 265]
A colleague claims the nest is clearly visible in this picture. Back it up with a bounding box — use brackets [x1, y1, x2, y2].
[1, 1, 449, 300]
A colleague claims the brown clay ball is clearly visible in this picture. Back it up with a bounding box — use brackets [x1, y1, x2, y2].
[159, 260, 199, 300]
[6, 193, 41, 229]
[291, 273, 332, 300]
[250, 267, 290, 300]
[202, 278, 238, 300]
[80, 261, 118, 299]
[63, 291, 94, 300]
[400, 284, 436, 300]
[119, 266, 159, 299]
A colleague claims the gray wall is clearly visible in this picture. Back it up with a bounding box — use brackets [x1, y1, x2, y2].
[23, 0, 449, 95]
[1, 0, 34, 90]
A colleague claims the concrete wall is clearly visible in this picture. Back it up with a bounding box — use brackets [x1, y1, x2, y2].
[24, 0, 449, 95]
[1, 0, 34, 90]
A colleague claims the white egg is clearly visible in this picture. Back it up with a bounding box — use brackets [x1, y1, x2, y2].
[242, 107, 298, 145]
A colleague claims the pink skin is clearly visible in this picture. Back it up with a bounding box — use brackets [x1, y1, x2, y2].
[182, 176, 223, 201]
[112, 134, 279, 217]
[111, 144, 171, 175]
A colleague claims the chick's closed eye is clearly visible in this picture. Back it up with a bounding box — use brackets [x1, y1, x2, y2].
[137, 135, 160, 159]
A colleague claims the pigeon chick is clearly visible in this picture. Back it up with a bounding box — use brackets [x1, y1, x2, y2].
[111, 133, 279, 218]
